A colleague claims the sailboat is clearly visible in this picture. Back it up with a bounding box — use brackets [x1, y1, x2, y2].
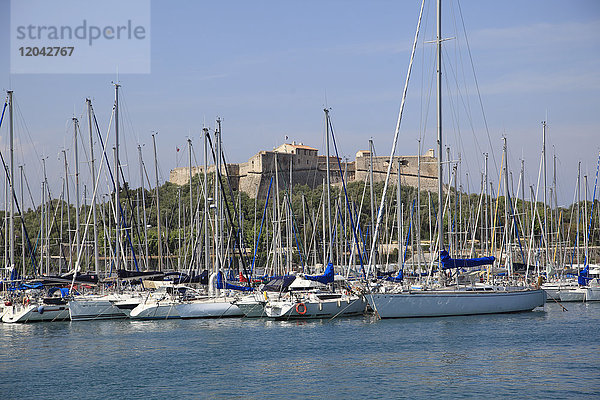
[263, 263, 366, 319]
[366, 0, 546, 318]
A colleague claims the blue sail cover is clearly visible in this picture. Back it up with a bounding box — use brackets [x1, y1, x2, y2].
[440, 250, 495, 270]
[8, 282, 43, 291]
[578, 266, 591, 286]
[386, 270, 404, 282]
[216, 271, 253, 292]
[304, 263, 335, 284]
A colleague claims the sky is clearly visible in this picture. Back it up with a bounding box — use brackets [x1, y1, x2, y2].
[0, 0, 599, 207]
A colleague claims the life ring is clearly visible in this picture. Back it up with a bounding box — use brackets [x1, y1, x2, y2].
[295, 302, 307, 315]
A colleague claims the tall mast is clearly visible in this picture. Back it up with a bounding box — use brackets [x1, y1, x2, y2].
[417, 139, 421, 269]
[503, 137, 510, 274]
[584, 174, 589, 266]
[8, 90, 14, 275]
[44, 160, 49, 274]
[20, 166, 24, 277]
[114, 83, 121, 273]
[521, 159, 526, 240]
[203, 128, 209, 274]
[152, 133, 162, 270]
[577, 161, 580, 266]
[188, 138, 194, 263]
[214, 119, 221, 285]
[40, 181, 44, 275]
[87, 99, 100, 276]
[542, 121, 548, 268]
[73, 117, 81, 267]
[484, 153, 489, 253]
[63, 150, 72, 269]
[217, 118, 223, 276]
[369, 139, 375, 260]
[178, 187, 181, 269]
[447, 147, 451, 254]
[138, 145, 149, 269]
[4, 173, 7, 277]
[436, 0, 444, 265]
[324, 109, 333, 264]
[397, 159, 403, 269]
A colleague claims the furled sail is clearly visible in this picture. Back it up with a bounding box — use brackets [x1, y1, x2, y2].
[440, 250, 495, 270]
[304, 263, 335, 284]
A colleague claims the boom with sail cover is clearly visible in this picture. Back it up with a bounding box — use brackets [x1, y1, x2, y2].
[304, 263, 334, 284]
[440, 250, 495, 270]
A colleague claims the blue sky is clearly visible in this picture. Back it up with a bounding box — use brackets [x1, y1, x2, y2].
[1, 0, 599, 206]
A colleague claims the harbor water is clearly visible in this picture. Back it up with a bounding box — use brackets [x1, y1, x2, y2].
[1, 303, 599, 399]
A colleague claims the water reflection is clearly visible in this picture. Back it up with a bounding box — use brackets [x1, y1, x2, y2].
[0, 304, 598, 399]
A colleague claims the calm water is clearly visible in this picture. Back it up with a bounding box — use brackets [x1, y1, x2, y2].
[1, 303, 599, 399]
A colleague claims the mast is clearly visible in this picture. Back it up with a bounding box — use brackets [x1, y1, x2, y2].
[73, 117, 81, 268]
[214, 120, 221, 288]
[447, 147, 451, 255]
[417, 139, 422, 269]
[436, 0, 444, 265]
[542, 121, 549, 268]
[138, 145, 149, 269]
[8, 90, 14, 276]
[114, 83, 121, 274]
[4, 173, 7, 277]
[44, 160, 49, 275]
[324, 109, 333, 264]
[369, 138, 375, 262]
[484, 153, 489, 254]
[274, 153, 281, 273]
[152, 133, 162, 270]
[63, 150, 72, 269]
[521, 159, 526, 242]
[188, 138, 193, 262]
[87, 99, 100, 276]
[584, 174, 589, 266]
[203, 128, 209, 274]
[40, 181, 44, 275]
[503, 137, 510, 274]
[178, 187, 181, 270]
[397, 159, 403, 269]
[577, 162, 580, 266]
[20, 166, 24, 277]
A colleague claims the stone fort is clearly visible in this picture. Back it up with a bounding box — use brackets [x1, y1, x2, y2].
[169, 142, 438, 198]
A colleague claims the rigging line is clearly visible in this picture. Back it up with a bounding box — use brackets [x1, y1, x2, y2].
[0, 157, 38, 272]
[205, 132, 251, 283]
[419, 1, 437, 147]
[117, 89, 137, 183]
[329, 117, 366, 270]
[366, 0, 425, 279]
[456, 0, 498, 176]
[21, 165, 37, 210]
[441, 45, 479, 176]
[12, 95, 44, 186]
[272, 157, 307, 268]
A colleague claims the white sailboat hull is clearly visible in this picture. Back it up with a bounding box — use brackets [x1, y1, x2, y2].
[69, 297, 127, 321]
[265, 295, 366, 319]
[235, 300, 266, 318]
[177, 297, 243, 318]
[584, 286, 600, 301]
[129, 301, 181, 319]
[111, 295, 144, 317]
[2, 303, 70, 323]
[368, 289, 546, 318]
[558, 289, 586, 302]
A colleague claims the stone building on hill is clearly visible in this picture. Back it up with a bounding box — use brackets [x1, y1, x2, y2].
[169, 142, 438, 198]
